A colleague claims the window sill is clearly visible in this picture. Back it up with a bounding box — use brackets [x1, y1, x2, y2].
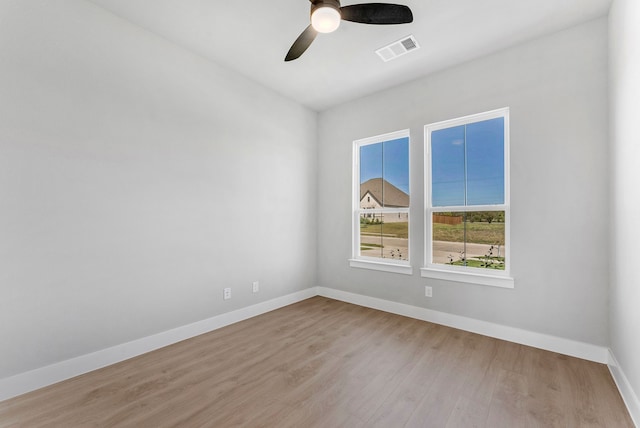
[420, 267, 514, 288]
[349, 259, 413, 275]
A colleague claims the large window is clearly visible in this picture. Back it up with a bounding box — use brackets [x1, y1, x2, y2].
[423, 109, 513, 287]
[351, 130, 411, 275]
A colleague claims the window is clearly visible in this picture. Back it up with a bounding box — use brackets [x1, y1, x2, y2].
[351, 130, 412, 275]
[422, 109, 513, 288]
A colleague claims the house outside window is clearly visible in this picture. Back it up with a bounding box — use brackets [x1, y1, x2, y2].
[422, 108, 513, 288]
[351, 129, 412, 275]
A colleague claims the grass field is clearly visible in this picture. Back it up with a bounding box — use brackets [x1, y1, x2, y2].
[449, 257, 505, 269]
[432, 221, 504, 245]
[360, 222, 408, 239]
[360, 221, 503, 244]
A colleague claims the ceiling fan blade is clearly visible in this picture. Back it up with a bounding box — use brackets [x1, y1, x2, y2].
[285, 25, 318, 61]
[340, 3, 413, 25]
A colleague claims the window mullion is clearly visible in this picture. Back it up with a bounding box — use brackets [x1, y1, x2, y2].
[464, 124, 468, 206]
[381, 141, 385, 208]
[463, 211, 467, 267]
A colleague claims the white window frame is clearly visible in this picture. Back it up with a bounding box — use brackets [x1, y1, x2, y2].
[422, 108, 514, 288]
[350, 129, 412, 275]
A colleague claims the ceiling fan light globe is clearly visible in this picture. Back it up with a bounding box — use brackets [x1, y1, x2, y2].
[311, 7, 341, 33]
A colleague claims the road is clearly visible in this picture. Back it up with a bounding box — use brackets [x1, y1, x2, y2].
[360, 235, 408, 260]
[360, 235, 503, 264]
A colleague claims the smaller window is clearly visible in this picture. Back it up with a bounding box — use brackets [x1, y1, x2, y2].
[351, 129, 412, 275]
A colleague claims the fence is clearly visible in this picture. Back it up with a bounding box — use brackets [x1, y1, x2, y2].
[433, 214, 463, 225]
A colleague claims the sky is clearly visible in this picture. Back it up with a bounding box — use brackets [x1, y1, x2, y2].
[431, 117, 505, 207]
[360, 137, 410, 194]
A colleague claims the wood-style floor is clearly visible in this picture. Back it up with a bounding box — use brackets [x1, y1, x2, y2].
[0, 297, 633, 427]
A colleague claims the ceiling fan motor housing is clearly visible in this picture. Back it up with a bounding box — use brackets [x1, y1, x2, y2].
[311, 0, 341, 16]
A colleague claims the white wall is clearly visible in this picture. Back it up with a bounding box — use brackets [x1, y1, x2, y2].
[0, 0, 317, 379]
[609, 0, 640, 414]
[318, 19, 609, 345]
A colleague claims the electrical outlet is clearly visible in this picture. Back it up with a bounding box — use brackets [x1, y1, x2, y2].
[223, 288, 232, 300]
[425, 286, 433, 297]
[252, 281, 259, 293]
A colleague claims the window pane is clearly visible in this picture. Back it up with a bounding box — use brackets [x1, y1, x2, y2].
[431, 126, 465, 206]
[360, 212, 408, 261]
[432, 211, 505, 270]
[360, 143, 383, 209]
[464, 211, 505, 270]
[382, 137, 410, 207]
[360, 213, 383, 258]
[381, 212, 408, 261]
[432, 212, 465, 265]
[466, 117, 505, 205]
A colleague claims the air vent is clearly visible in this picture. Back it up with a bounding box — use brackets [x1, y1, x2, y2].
[375, 35, 420, 62]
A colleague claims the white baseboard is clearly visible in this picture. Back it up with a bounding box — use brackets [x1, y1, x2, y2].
[317, 287, 610, 364]
[608, 350, 640, 427]
[0, 287, 318, 402]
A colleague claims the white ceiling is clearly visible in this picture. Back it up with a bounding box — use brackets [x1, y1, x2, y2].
[87, 0, 611, 111]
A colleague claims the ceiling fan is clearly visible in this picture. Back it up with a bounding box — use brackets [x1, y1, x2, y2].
[285, 0, 413, 61]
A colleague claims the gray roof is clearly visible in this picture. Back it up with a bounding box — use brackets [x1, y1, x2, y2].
[360, 178, 409, 208]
